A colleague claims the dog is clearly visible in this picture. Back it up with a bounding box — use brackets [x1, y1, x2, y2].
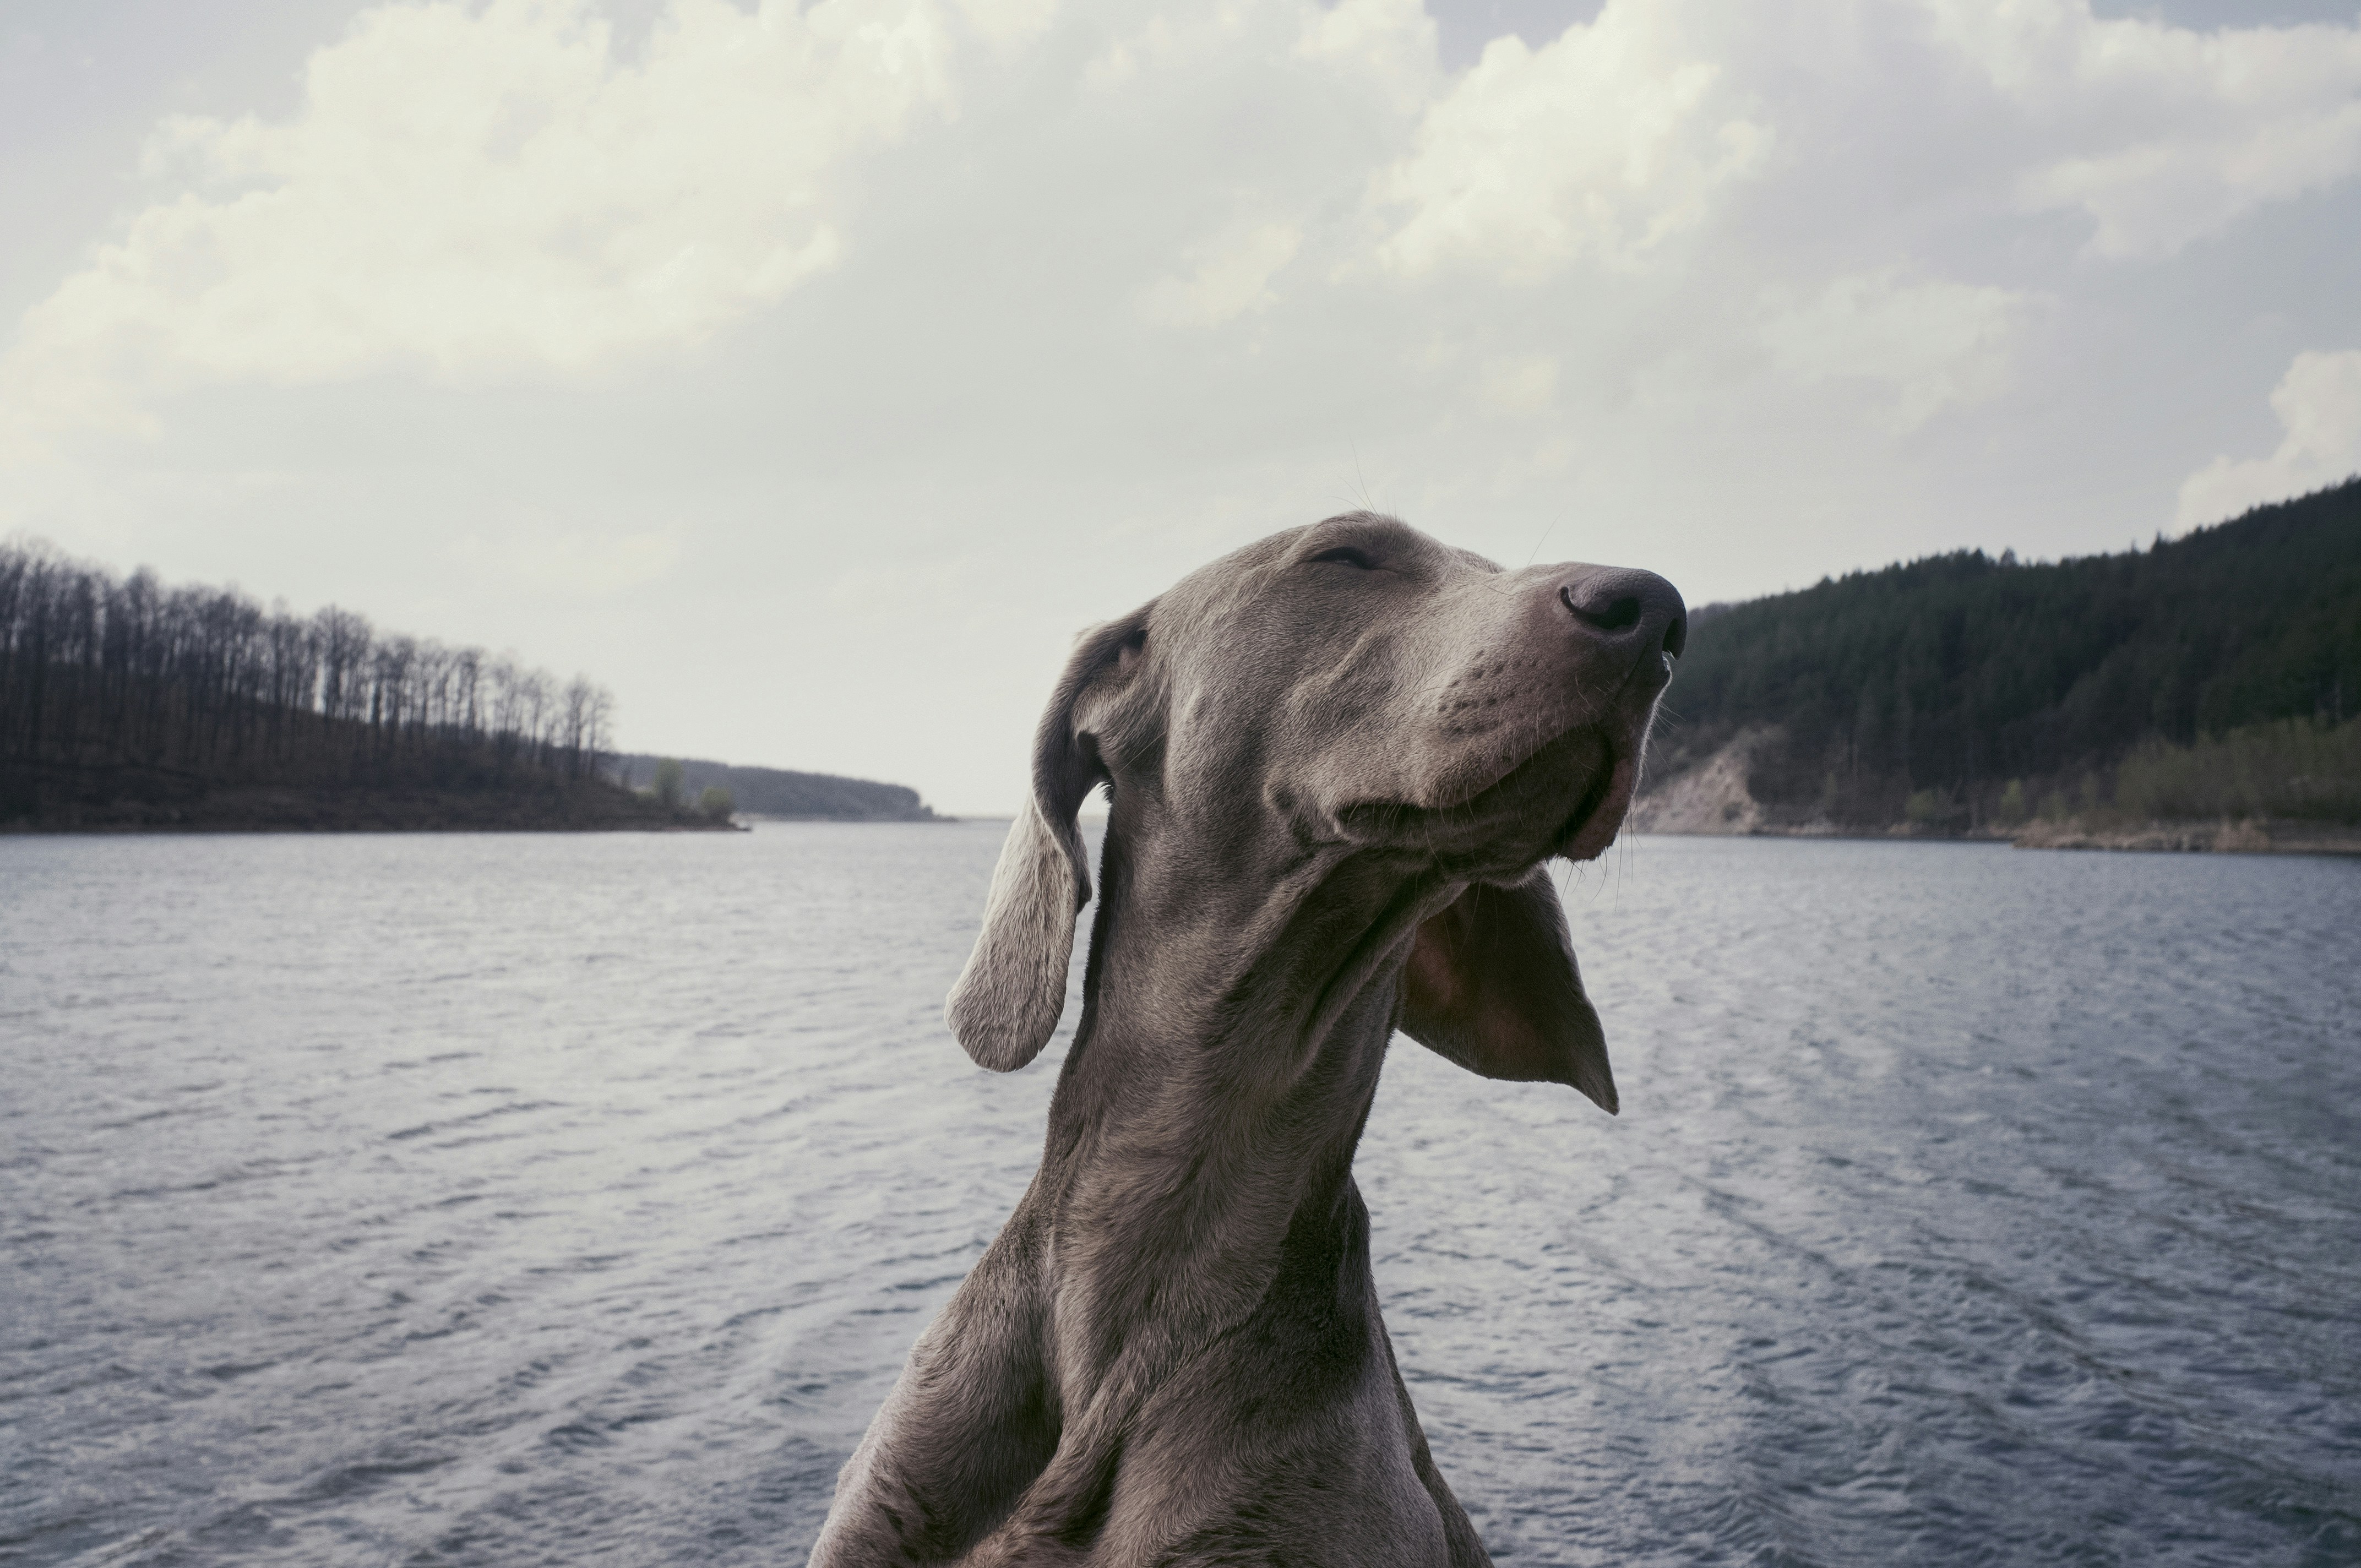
[810, 512, 1685, 1566]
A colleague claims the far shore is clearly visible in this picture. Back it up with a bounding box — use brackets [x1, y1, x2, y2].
[735, 812, 959, 825]
[1630, 818, 2361, 856]
[1, 783, 737, 836]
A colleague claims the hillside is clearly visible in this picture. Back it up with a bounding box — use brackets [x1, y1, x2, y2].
[1, 543, 725, 833]
[611, 754, 941, 821]
[1633, 477, 2361, 840]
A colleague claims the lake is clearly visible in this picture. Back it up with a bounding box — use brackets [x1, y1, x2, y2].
[4, 826, 2357, 1566]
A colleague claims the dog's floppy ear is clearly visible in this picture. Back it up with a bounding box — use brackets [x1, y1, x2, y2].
[1400, 867, 1618, 1114]
[945, 611, 1144, 1071]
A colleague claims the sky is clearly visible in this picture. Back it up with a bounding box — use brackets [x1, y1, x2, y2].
[4, 0, 2359, 815]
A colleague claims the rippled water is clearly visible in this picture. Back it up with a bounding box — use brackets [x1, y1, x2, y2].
[4, 826, 2358, 1567]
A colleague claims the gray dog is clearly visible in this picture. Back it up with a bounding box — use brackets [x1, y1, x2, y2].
[811, 513, 1685, 1566]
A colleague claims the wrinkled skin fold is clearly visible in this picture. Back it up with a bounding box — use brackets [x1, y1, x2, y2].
[811, 513, 1685, 1567]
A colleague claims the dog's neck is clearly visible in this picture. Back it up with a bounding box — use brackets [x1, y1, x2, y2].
[1022, 801, 1443, 1411]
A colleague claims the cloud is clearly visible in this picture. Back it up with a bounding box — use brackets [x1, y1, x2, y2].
[12, 0, 2359, 450]
[1372, 2, 1771, 279]
[450, 520, 683, 598]
[1363, 0, 2361, 283]
[0, 0, 980, 443]
[1478, 353, 1558, 415]
[1761, 271, 2034, 432]
[2177, 350, 2361, 526]
[1926, 0, 2361, 258]
[1295, 0, 1438, 112]
[1141, 222, 1303, 328]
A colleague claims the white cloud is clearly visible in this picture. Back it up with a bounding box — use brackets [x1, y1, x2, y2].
[0, 0, 975, 443]
[451, 520, 683, 598]
[1082, 8, 1266, 93]
[1478, 353, 1557, 415]
[953, 0, 1058, 46]
[1761, 271, 2034, 432]
[1296, 0, 1437, 113]
[2177, 350, 2361, 526]
[1141, 222, 1303, 328]
[1925, 0, 2361, 258]
[1372, 1, 1772, 279]
[1367, 0, 2361, 278]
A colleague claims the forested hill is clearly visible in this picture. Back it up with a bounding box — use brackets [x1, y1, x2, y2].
[1637, 477, 2361, 834]
[1, 543, 721, 832]
[611, 754, 940, 821]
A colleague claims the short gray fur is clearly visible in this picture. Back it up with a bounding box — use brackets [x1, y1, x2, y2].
[810, 513, 1685, 1566]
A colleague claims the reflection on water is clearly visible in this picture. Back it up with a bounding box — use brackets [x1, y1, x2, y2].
[3, 827, 2357, 1565]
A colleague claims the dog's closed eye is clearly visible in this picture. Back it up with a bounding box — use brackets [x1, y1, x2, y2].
[1307, 546, 1379, 570]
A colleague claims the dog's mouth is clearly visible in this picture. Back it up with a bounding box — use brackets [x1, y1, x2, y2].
[1468, 723, 1635, 865]
[1554, 741, 1635, 862]
[1339, 722, 1638, 869]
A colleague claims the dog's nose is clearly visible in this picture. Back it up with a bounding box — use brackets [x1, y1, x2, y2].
[1559, 568, 1688, 661]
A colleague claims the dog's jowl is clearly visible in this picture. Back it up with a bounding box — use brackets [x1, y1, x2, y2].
[810, 513, 1685, 1568]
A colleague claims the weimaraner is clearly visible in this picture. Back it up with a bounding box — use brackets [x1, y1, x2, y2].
[811, 513, 1685, 1566]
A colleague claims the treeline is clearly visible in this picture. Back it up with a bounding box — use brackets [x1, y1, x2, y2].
[2107, 717, 2361, 823]
[610, 753, 941, 821]
[1, 540, 656, 829]
[1650, 477, 2361, 829]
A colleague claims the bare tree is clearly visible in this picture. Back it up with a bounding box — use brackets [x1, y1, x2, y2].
[0, 541, 623, 819]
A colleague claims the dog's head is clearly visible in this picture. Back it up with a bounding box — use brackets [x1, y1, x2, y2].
[946, 512, 1684, 1113]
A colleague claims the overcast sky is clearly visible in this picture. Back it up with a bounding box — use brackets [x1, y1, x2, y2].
[4, 0, 2359, 813]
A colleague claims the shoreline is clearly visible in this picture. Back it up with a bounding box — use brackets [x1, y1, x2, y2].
[1630, 819, 2361, 856]
[1, 821, 742, 836]
[734, 812, 953, 825]
[1630, 732, 2359, 855]
[0, 783, 738, 836]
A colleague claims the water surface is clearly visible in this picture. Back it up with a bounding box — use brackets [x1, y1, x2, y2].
[4, 827, 2357, 1565]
